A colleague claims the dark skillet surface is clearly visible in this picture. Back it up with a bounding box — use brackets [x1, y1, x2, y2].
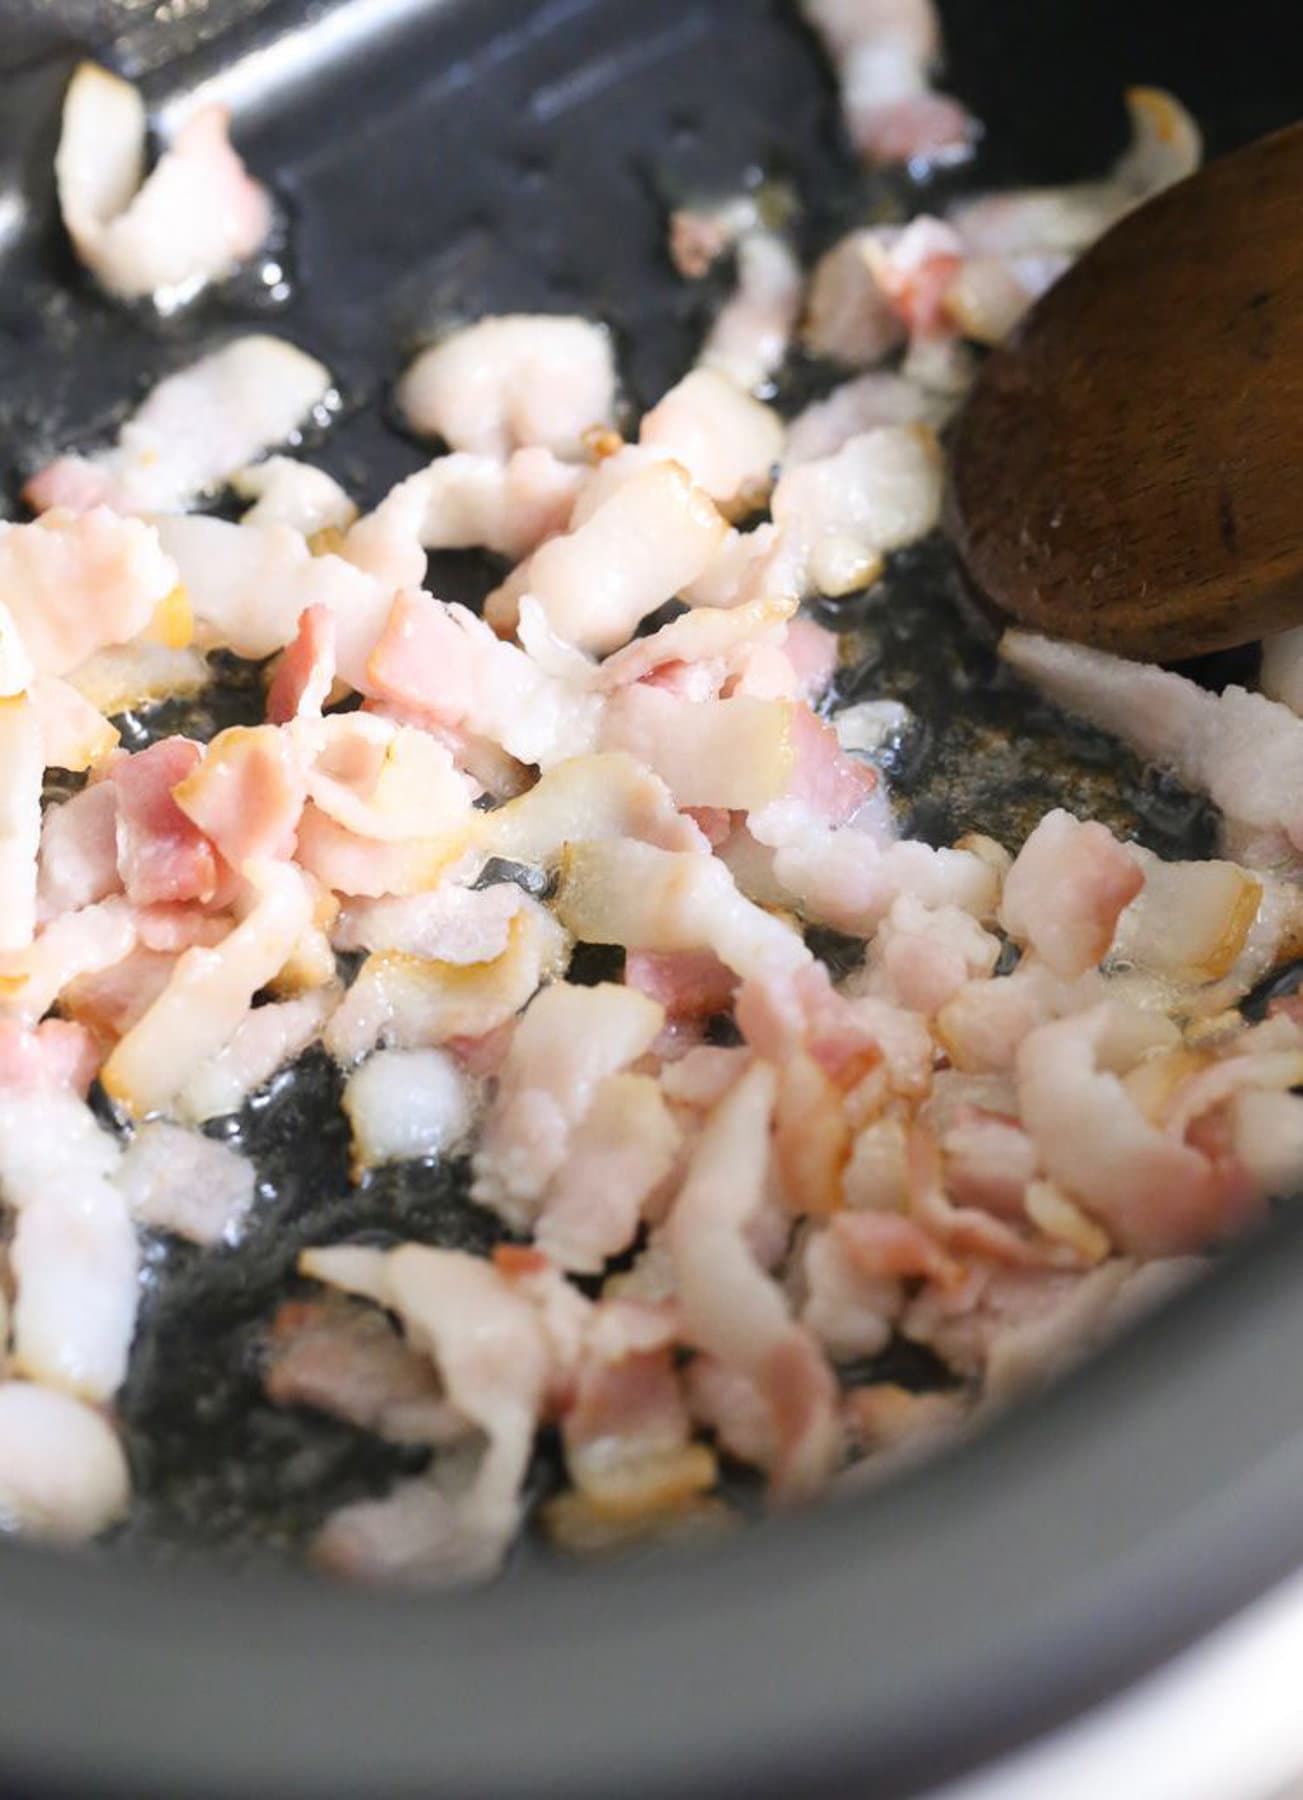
[1, 0, 1303, 1795]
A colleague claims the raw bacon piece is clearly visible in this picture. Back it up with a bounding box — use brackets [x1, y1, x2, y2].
[344, 449, 584, 589]
[0, 1383, 131, 1541]
[54, 64, 270, 303]
[770, 425, 943, 598]
[397, 315, 617, 460]
[639, 370, 785, 511]
[1000, 810, 1143, 978]
[471, 982, 665, 1228]
[28, 339, 332, 517]
[699, 231, 804, 395]
[100, 859, 313, 1117]
[0, 509, 175, 677]
[667, 1061, 840, 1499]
[108, 737, 218, 908]
[115, 1119, 256, 1245]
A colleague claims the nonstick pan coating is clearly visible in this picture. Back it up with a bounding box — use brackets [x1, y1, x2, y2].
[1, 1, 1302, 1795]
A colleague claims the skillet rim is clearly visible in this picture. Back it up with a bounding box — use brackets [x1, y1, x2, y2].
[5, 1211, 1303, 1800]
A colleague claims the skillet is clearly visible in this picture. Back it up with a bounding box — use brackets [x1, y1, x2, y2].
[1, 0, 1303, 1794]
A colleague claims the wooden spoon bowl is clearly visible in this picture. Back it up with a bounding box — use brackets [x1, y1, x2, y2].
[946, 123, 1303, 662]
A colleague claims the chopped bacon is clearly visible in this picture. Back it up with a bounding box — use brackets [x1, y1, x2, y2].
[639, 370, 784, 511]
[115, 1119, 255, 1245]
[471, 982, 665, 1230]
[553, 838, 812, 982]
[786, 371, 947, 465]
[342, 1047, 475, 1169]
[176, 988, 335, 1121]
[770, 424, 943, 598]
[267, 605, 336, 724]
[535, 1072, 681, 1273]
[54, 64, 270, 304]
[366, 591, 602, 767]
[107, 737, 218, 908]
[36, 784, 121, 922]
[803, 231, 906, 368]
[0, 1019, 99, 1098]
[233, 457, 357, 536]
[100, 859, 313, 1117]
[0, 695, 42, 954]
[489, 461, 727, 654]
[172, 725, 306, 872]
[1002, 632, 1303, 861]
[1016, 1007, 1254, 1256]
[0, 1087, 137, 1402]
[1000, 810, 1143, 977]
[304, 1243, 553, 1582]
[0, 1382, 131, 1542]
[699, 230, 804, 395]
[625, 950, 737, 1021]
[396, 315, 617, 460]
[154, 516, 391, 686]
[800, 0, 977, 170]
[860, 894, 1001, 1016]
[0, 509, 175, 676]
[667, 1060, 840, 1498]
[323, 899, 568, 1065]
[344, 449, 584, 589]
[28, 339, 332, 517]
[265, 1294, 463, 1445]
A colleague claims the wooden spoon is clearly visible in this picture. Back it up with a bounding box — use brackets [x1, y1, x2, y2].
[946, 123, 1303, 661]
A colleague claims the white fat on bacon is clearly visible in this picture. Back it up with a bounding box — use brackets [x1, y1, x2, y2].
[175, 988, 336, 1122]
[0, 1088, 136, 1402]
[534, 1073, 681, 1273]
[770, 425, 943, 597]
[233, 458, 357, 536]
[554, 838, 812, 981]
[342, 1048, 475, 1169]
[54, 63, 270, 304]
[471, 981, 664, 1229]
[800, 0, 977, 169]
[1000, 810, 1143, 978]
[1002, 631, 1303, 861]
[599, 688, 803, 813]
[698, 230, 804, 395]
[667, 1060, 839, 1498]
[397, 315, 617, 460]
[153, 515, 392, 688]
[639, 370, 785, 511]
[745, 798, 999, 933]
[115, 1119, 256, 1245]
[786, 371, 945, 466]
[950, 87, 1200, 263]
[324, 897, 568, 1065]
[334, 882, 524, 960]
[0, 898, 137, 1029]
[365, 592, 603, 765]
[476, 754, 707, 866]
[0, 696, 42, 954]
[28, 338, 332, 518]
[101, 859, 314, 1117]
[304, 1244, 552, 1582]
[0, 509, 175, 677]
[488, 461, 726, 654]
[37, 782, 121, 921]
[343, 449, 583, 590]
[0, 1382, 131, 1541]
